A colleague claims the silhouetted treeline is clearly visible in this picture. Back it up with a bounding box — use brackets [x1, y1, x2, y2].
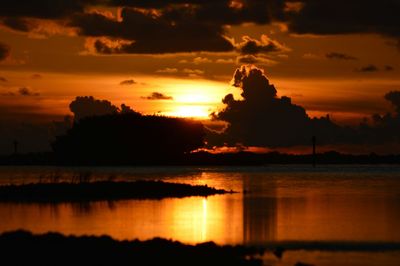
[0, 180, 230, 203]
[1, 150, 400, 166]
[0, 231, 263, 266]
[51, 113, 205, 164]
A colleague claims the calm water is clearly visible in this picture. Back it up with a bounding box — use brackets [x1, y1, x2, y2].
[1, 165, 400, 266]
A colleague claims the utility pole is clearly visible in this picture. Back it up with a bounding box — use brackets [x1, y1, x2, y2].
[312, 136, 316, 167]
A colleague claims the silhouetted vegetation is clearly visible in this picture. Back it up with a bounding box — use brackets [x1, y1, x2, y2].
[0, 230, 263, 266]
[51, 113, 205, 164]
[0, 180, 231, 203]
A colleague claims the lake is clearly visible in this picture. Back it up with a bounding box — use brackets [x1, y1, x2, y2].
[1, 165, 400, 266]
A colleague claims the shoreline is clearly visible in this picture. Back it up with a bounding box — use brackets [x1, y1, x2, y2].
[0, 180, 232, 203]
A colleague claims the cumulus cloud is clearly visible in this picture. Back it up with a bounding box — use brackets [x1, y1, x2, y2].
[142, 92, 173, 100]
[209, 66, 400, 149]
[119, 79, 136, 85]
[69, 96, 140, 121]
[0, 42, 10, 61]
[69, 96, 119, 121]
[326, 52, 357, 60]
[211, 66, 319, 147]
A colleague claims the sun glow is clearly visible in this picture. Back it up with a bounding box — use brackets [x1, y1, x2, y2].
[167, 105, 211, 118]
[159, 80, 231, 118]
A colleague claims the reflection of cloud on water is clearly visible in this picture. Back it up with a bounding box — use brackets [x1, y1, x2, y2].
[242, 176, 277, 245]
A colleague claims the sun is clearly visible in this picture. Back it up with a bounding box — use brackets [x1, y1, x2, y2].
[167, 105, 211, 118]
[158, 80, 230, 119]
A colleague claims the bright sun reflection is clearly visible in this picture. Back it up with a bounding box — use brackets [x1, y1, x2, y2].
[202, 198, 208, 241]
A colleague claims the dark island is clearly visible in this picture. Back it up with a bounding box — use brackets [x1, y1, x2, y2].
[1, 103, 400, 166]
[0, 230, 263, 266]
[0, 180, 231, 203]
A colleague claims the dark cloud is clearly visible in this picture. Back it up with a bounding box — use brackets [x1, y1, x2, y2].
[71, 8, 234, 54]
[178, 0, 287, 25]
[211, 66, 341, 147]
[210, 66, 400, 148]
[92, 36, 233, 54]
[1, 17, 32, 32]
[237, 35, 286, 55]
[288, 0, 400, 39]
[18, 87, 40, 96]
[0, 42, 10, 61]
[115, 0, 286, 25]
[0, 0, 88, 19]
[385, 65, 394, 71]
[1, 0, 399, 55]
[385, 91, 400, 114]
[0, 77, 7, 82]
[362, 91, 400, 145]
[119, 79, 136, 86]
[1, 88, 39, 97]
[357, 65, 379, 72]
[142, 92, 173, 100]
[69, 96, 119, 121]
[68, 1, 289, 54]
[326, 52, 357, 60]
[69, 96, 139, 121]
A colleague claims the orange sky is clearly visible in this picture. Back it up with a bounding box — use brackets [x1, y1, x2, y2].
[1, 20, 399, 124]
[0, 1, 400, 155]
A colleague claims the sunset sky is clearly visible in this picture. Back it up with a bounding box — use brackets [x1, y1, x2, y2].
[1, 0, 400, 154]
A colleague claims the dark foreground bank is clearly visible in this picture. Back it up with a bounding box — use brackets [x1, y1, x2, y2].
[0, 180, 231, 202]
[0, 230, 263, 266]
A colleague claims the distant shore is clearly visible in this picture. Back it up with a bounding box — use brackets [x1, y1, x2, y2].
[0, 180, 232, 203]
[0, 230, 263, 266]
[1, 151, 400, 166]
